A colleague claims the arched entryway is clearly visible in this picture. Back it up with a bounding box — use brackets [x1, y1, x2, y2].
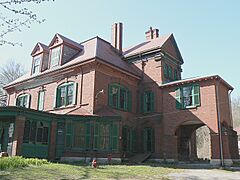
[175, 120, 211, 161]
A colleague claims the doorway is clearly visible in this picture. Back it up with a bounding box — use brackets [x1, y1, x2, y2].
[143, 128, 154, 153]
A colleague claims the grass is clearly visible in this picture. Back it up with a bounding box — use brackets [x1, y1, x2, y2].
[0, 158, 181, 180]
[0, 156, 49, 170]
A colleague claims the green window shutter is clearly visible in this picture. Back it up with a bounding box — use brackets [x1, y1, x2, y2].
[93, 122, 99, 149]
[150, 92, 154, 112]
[175, 87, 182, 109]
[73, 83, 78, 105]
[112, 123, 118, 151]
[193, 84, 200, 106]
[174, 69, 178, 80]
[163, 64, 168, 78]
[65, 121, 73, 148]
[108, 84, 113, 107]
[26, 94, 31, 108]
[143, 92, 147, 113]
[127, 90, 132, 112]
[140, 93, 144, 113]
[85, 122, 91, 150]
[168, 65, 172, 79]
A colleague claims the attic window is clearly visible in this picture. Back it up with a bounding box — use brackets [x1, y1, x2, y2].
[50, 46, 61, 68]
[32, 55, 41, 74]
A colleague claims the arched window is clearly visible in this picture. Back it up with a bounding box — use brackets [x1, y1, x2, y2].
[108, 83, 132, 111]
[16, 94, 31, 108]
[54, 82, 78, 108]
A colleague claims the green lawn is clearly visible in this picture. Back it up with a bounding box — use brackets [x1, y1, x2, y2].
[0, 162, 181, 180]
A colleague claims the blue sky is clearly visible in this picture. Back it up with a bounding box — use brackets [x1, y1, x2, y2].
[0, 0, 239, 97]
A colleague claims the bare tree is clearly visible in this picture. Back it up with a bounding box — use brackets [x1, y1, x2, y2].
[0, 0, 54, 46]
[0, 60, 26, 106]
[232, 96, 240, 128]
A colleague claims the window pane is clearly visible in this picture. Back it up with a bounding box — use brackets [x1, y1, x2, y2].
[99, 124, 110, 150]
[16, 95, 29, 108]
[67, 84, 74, 105]
[33, 56, 41, 74]
[23, 120, 30, 143]
[50, 46, 61, 68]
[30, 121, 37, 143]
[73, 123, 85, 148]
[38, 91, 45, 111]
[42, 127, 48, 144]
[183, 86, 193, 107]
[37, 128, 43, 142]
[120, 88, 125, 109]
[60, 87, 66, 106]
[112, 87, 118, 108]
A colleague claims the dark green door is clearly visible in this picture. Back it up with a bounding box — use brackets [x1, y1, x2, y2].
[143, 128, 154, 153]
[0, 122, 10, 152]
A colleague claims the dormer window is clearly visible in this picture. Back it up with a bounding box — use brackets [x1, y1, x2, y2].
[31, 43, 49, 75]
[50, 46, 62, 68]
[32, 55, 41, 74]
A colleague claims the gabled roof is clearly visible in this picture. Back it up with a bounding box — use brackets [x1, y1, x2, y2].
[123, 34, 183, 63]
[4, 36, 140, 89]
[31, 42, 49, 56]
[48, 33, 83, 50]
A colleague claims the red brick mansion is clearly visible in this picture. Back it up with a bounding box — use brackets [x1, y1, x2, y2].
[0, 23, 238, 165]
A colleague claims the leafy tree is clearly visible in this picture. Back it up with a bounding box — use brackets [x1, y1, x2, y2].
[0, 60, 26, 106]
[232, 96, 240, 128]
[0, 0, 54, 46]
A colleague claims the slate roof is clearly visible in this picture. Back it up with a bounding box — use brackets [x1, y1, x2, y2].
[4, 36, 140, 89]
[123, 34, 172, 57]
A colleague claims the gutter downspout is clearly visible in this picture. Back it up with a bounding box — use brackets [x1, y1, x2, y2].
[228, 89, 233, 128]
[216, 81, 224, 167]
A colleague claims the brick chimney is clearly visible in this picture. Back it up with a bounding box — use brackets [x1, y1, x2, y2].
[111, 22, 123, 54]
[145, 27, 159, 41]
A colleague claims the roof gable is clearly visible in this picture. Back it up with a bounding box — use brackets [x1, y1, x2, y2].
[31, 42, 49, 56]
[161, 34, 184, 64]
[49, 33, 83, 50]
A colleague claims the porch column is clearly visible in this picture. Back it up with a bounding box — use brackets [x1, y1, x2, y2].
[48, 121, 57, 161]
[11, 116, 25, 156]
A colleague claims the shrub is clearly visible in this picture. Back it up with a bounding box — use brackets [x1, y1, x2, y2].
[0, 156, 49, 170]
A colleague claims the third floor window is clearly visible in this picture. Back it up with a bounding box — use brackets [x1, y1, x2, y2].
[32, 55, 41, 74]
[50, 46, 61, 68]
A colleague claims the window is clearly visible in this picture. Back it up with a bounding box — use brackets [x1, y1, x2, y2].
[65, 121, 118, 151]
[174, 69, 179, 80]
[50, 46, 61, 68]
[168, 65, 173, 79]
[163, 64, 168, 78]
[142, 91, 154, 113]
[108, 83, 132, 111]
[93, 122, 118, 151]
[176, 84, 200, 109]
[32, 55, 41, 74]
[23, 120, 49, 145]
[38, 91, 45, 111]
[16, 94, 31, 108]
[55, 82, 77, 108]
